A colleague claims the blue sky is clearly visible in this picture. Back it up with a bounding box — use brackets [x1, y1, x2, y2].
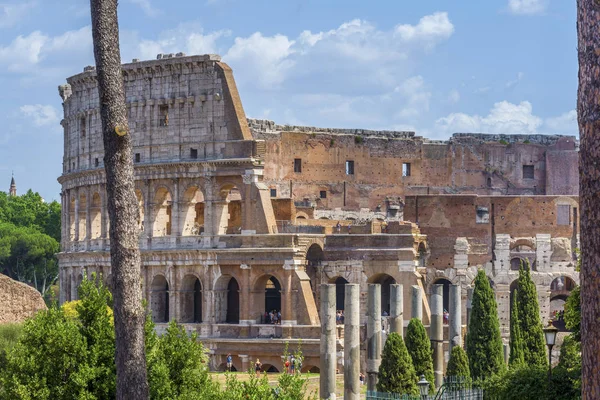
[0, 0, 578, 201]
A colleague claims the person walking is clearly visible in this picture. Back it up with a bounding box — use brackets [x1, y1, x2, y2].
[226, 353, 233, 372]
[255, 359, 262, 377]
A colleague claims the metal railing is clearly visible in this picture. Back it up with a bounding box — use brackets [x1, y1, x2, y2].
[367, 377, 483, 400]
[366, 392, 420, 400]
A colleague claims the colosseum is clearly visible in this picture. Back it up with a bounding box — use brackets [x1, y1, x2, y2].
[56, 53, 579, 373]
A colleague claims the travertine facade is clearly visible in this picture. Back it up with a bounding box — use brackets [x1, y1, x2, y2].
[0, 273, 47, 324]
[57, 53, 578, 372]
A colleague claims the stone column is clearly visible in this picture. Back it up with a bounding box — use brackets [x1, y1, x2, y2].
[344, 284, 360, 400]
[390, 284, 403, 336]
[466, 288, 474, 327]
[320, 284, 337, 400]
[239, 355, 250, 372]
[367, 284, 382, 392]
[144, 181, 152, 238]
[449, 284, 462, 352]
[59, 267, 66, 304]
[171, 179, 180, 236]
[411, 285, 422, 321]
[431, 284, 444, 389]
[85, 187, 92, 240]
[211, 200, 230, 236]
[281, 268, 295, 325]
[100, 186, 109, 239]
[74, 189, 80, 241]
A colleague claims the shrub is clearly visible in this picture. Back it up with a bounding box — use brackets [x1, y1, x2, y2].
[354, 135, 364, 144]
[446, 346, 470, 379]
[465, 270, 505, 380]
[516, 261, 546, 367]
[377, 332, 418, 395]
[564, 285, 580, 342]
[509, 289, 524, 367]
[405, 319, 434, 392]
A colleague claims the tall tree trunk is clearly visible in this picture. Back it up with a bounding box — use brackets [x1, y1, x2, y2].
[89, 1, 149, 398]
[577, 1, 600, 398]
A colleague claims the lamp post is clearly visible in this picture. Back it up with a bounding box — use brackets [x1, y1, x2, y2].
[543, 320, 558, 382]
[418, 375, 429, 400]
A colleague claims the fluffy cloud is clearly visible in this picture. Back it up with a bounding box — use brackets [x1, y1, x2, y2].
[0, 1, 35, 28]
[20, 104, 60, 127]
[544, 110, 578, 134]
[508, 0, 548, 15]
[394, 12, 454, 47]
[393, 76, 431, 118]
[436, 101, 543, 134]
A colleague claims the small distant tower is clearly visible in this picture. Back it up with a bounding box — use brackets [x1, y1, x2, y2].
[9, 174, 16, 196]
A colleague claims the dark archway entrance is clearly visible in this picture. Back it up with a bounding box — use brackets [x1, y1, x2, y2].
[151, 275, 169, 323]
[226, 278, 240, 323]
[181, 275, 202, 323]
[265, 277, 282, 313]
[334, 277, 348, 311]
[193, 279, 202, 323]
[433, 278, 451, 312]
[368, 274, 397, 315]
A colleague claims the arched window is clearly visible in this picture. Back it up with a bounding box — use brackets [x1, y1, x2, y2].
[151, 275, 169, 322]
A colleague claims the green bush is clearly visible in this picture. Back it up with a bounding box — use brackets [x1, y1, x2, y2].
[354, 135, 364, 144]
[405, 319, 434, 392]
[465, 270, 505, 380]
[377, 332, 418, 395]
[446, 346, 470, 379]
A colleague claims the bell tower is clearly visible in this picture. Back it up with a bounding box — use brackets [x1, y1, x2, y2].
[9, 173, 16, 196]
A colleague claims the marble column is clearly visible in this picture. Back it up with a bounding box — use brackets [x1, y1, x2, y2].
[390, 284, 403, 336]
[431, 284, 444, 389]
[449, 284, 462, 352]
[320, 284, 337, 399]
[367, 284, 382, 392]
[344, 284, 360, 400]
[411, 285, 422, 321]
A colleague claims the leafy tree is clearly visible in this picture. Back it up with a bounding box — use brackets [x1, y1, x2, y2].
[564, 285, 581, 342]
[405, 318, 434, 392]
[377, 332, 418, 395]
[0, 190, 61, 241]
[509, 289, 525, 367]
[516, 261, 546, 367]
[446, 346, 470, 379]
[465, 269, 505, 380]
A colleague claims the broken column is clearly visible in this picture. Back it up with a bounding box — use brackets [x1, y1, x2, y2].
[411, 285, 422, 321]
[367, 284, 382, 392]
[431, 284, 444, 389]
[320, 284, 337, 400]
[390, 284, 403, 336]
[344, 284, 360, 400]
[449, 284, 462, 352]
[466, 287, 474, 327]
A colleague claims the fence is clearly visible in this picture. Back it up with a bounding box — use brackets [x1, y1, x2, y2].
[367, 377, 483, 400]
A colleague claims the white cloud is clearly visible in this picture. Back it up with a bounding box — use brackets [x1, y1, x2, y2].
[0, 26, 92, 72]
[394, 12, 454, 47]
[436, 101, 543, 134]
[508, 0, 548, 15]
[448, 89, 460, 104]
[505, 71, 525, 89]
[393, 76, 431, 118]
[544, 110, 578, 134]
[20, 104, 60, 127]
[0, 1, 35, 28]
[129, 0, 158, 17]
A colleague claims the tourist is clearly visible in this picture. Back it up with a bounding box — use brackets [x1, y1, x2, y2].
[226, 353, 233, 372]
[255, 358, 262, 377]
[340, 310, 345, 324]
[277, 311, 281, 324]
[443, 309, 449, 325]
[359, 372, 365, 385]
[284, 357, 290, 374]
[290, 355, 296, 374]
[336, 222, 341, 233]
[264, 311, 270, 324]
[347, 225, 351, 234]
[336, 310, 341, 325]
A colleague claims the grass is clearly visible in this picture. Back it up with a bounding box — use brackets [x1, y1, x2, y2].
[0, 323, 23, 354]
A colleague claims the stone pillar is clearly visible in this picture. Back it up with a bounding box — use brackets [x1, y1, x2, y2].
[449, 284, 462, 352]
[367, 284, 382, 392]
[411, 285, 422, 321]
[344, 284, 360, 400]
[320, 284, 337, 400]
[70, 267, 78, 301]
[239, 354, 250, 372]
[85, 187, 92, 240]
[74, 189, 80, 241]
[144, 181, 152, 238]
[100, 186, 108, 239]
[59, 266, 66, 304]
[431, 284, 444, 389]
[466, 288, 474, 327]
[390, 284, 403, 336]
[503, 343, 510, 365]
[211, 200, 230, 236]
[171, 179, 180, 236]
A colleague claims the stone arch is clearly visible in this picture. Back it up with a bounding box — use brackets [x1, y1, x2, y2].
[431, 278, 451, 313]
[217, 362, 238, 372]
[331, 276, 348, 311]
[90, 192, 102, 239]
[254, 275, 283, 319]
[295, 212, 309, 221]
[368, 273, 397, 315]
[301, 365, 320, 374]
[216, 183, 243, 235]
[214, 274, 240, 324]
[135, 189, 144, 232]
[153, 187, 172, 237]
[510, 238, 536, 251]
[78, 193, 87, 240]
[181, 185, 206, 236]
[150, 274, 169, 323]
[180, 274, 203, 323]
[306, 242, 324, 300]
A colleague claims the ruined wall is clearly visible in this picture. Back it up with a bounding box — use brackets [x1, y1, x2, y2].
[0, 273, 47, 323]
[250, 118, 578, 214]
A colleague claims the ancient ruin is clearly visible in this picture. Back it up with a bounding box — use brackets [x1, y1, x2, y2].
[0, 273, 47, 324]
[57, 53, 579, 373]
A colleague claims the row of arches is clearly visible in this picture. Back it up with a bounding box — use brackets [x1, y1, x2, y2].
[149, 274, 282, 324]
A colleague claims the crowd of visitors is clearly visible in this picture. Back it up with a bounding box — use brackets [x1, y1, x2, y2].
[264, 310, 281, 324]
[336, 310, 345, 324]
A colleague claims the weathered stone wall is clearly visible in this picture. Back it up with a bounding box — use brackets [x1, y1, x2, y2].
[0, 273, 47, 323]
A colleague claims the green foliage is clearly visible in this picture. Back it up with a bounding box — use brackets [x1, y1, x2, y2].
[498, 139, 509, 145]
[354, 135, 364, 144]
[552, 334, 581, 397]
[0, 323, 23, 372]
[482, 363, 580, 400]
[523, 140, 531, 144]
[564, 285, 581, 342]
[509, 290, 524, 367]
[377, 332, 418, 395]
[329, 138, 335, 146]
[446, 346, 470, 380]
[516, 261, 547, 367]
[465, 269, 505, 380]
[405, 319, 434, 392]
[0, 190, 61, 242]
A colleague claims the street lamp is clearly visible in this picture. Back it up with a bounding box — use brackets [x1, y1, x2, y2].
[418, 375, 429, 400]
[543, 320, 559, 381]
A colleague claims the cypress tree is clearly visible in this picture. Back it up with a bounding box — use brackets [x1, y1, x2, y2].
[376, 332, 418, 395]
[446, 346, 470, 379]
[465, 269, 505, 380]
[516, 260, 547, 367]
[405, 318, 434, 392]
[509, 289, 525, 367]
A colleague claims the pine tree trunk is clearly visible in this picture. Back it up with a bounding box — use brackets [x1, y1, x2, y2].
[89, 1, 149, 398]
[577, 1, 600, 398]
